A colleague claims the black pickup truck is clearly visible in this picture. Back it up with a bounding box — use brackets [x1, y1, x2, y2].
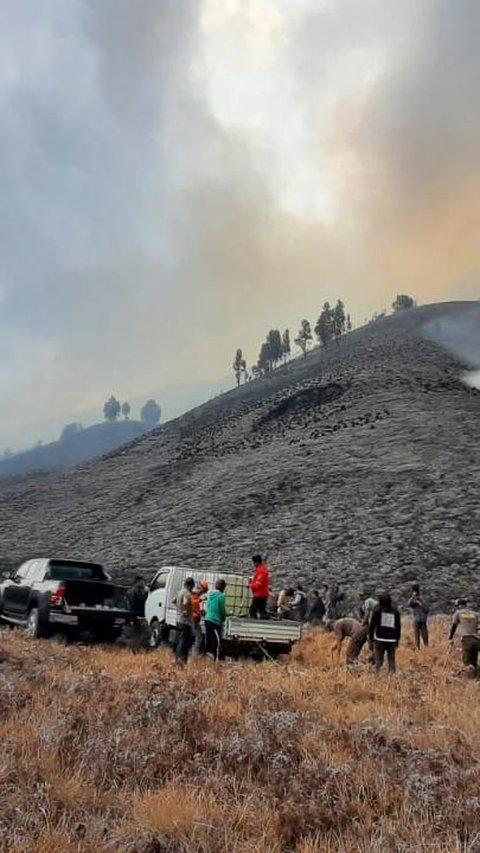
[0, 558, 130, 640]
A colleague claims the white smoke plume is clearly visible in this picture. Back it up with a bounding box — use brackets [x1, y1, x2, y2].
[0, 1, 479, 448]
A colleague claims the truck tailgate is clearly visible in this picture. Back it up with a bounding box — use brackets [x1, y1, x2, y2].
[223, 617, 302, 644]
[63, 580, 128, 609]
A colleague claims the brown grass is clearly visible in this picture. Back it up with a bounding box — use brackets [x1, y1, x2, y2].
[0, 621, 479, 852]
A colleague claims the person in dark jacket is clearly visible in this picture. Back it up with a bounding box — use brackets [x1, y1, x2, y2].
[368, 592, 401, 673]
[307, 590, 326, 625]
[128, 576, 148, 618]
[292, 584, 308, 621]
[408, 584, 429, 648]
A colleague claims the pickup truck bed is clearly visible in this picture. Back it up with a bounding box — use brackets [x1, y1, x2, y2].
[0, 558, 131, 641]
[222, 616, 302, 658]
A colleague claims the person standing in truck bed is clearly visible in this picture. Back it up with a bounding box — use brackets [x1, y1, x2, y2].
[249, 555, 270, 619]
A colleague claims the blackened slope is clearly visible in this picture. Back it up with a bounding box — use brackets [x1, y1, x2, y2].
[0, 301, 479, 608]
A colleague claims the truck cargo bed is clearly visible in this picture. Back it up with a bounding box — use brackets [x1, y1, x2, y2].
[223, 617, 302, 644]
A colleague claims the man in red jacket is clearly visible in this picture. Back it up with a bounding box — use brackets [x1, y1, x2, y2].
[249, 554, 270, 619]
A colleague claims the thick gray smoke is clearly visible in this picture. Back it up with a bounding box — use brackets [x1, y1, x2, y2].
[423, 303, 480, 367]
[1, 1, 480, 449]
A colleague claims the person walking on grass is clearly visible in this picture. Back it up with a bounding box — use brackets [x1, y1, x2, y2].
[449, 599, 480, 677]
[249, 555, 270, 619]
[408, 583, 429, 648]
[369, 592, 401, 673]
[174, 577, 195, 665]
[205, 579, 227, 661]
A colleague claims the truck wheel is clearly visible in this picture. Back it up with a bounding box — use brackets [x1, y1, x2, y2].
[149, 618, 160, 648]
[26, 608, 49, 639]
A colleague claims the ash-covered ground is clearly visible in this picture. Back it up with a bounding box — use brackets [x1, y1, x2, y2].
[0, 302, 479, 610]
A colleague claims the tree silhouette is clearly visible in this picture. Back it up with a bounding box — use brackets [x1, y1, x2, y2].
[121, 401, 131, 420]
[347, 314, 352, 331]
[103, 395, 121, 422]
[315, 303, 334, 347]
[266, 330, 283, 367]
[332, 300, 346, 338]
[141, 399, 161, 426]
[282, 329, 291, 363]
[295, 320, 313, 358]
[392, 294, 415, 312]
[257, 341, 272, 374]
[233, 349, 246, 386]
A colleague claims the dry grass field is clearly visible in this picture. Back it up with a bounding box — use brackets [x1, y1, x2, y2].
[1, 619, 480, 853]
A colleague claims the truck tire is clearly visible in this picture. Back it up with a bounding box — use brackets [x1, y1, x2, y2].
[149, 618, 160, 648]
[26, 607, 49, 639]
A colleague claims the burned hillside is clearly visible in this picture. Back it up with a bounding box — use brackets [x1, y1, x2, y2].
[0, 302, 479, 609]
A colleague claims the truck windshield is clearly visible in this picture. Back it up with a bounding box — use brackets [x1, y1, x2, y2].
[46, 562, 108, 581]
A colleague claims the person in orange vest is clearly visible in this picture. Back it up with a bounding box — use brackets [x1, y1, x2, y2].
[249, 555, 270, 619]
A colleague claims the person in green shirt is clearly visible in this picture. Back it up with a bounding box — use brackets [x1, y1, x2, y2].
[205, 579, 227, 661]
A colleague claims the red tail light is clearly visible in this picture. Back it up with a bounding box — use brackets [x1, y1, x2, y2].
[50, 584, 66, 606]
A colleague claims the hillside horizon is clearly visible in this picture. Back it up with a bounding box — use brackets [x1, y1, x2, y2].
[0, 300, 479, 610]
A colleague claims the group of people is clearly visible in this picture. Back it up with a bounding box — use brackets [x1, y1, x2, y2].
[327, 585, 480, 677]
[174, 576, 228, 664]
[127, 561, 480, 677]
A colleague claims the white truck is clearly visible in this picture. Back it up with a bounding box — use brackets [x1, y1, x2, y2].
[145, 566, 302, 659]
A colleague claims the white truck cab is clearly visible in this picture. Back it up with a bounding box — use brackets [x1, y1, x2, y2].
[145, 566, 250, 646]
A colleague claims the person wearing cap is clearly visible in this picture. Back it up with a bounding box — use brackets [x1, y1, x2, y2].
[173, 577, 195, 665]
[449, 599, 480, 676]
[249, 555, 270, 619]
[205, 579, 227, 661]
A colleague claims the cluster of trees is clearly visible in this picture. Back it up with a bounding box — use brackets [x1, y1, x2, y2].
[392, 294, 415, 312]
[103, 396, 161, 426]
[233, 292, 416, 384]
[234, 299, 351, 381]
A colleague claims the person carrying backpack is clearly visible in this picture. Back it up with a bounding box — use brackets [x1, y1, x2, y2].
[449, 599, 480, 676]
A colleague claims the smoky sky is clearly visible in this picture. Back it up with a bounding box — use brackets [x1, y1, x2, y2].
[1, 0, 479, 449]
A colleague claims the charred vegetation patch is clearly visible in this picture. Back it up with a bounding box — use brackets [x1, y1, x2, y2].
[254, 382, 346, 432]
